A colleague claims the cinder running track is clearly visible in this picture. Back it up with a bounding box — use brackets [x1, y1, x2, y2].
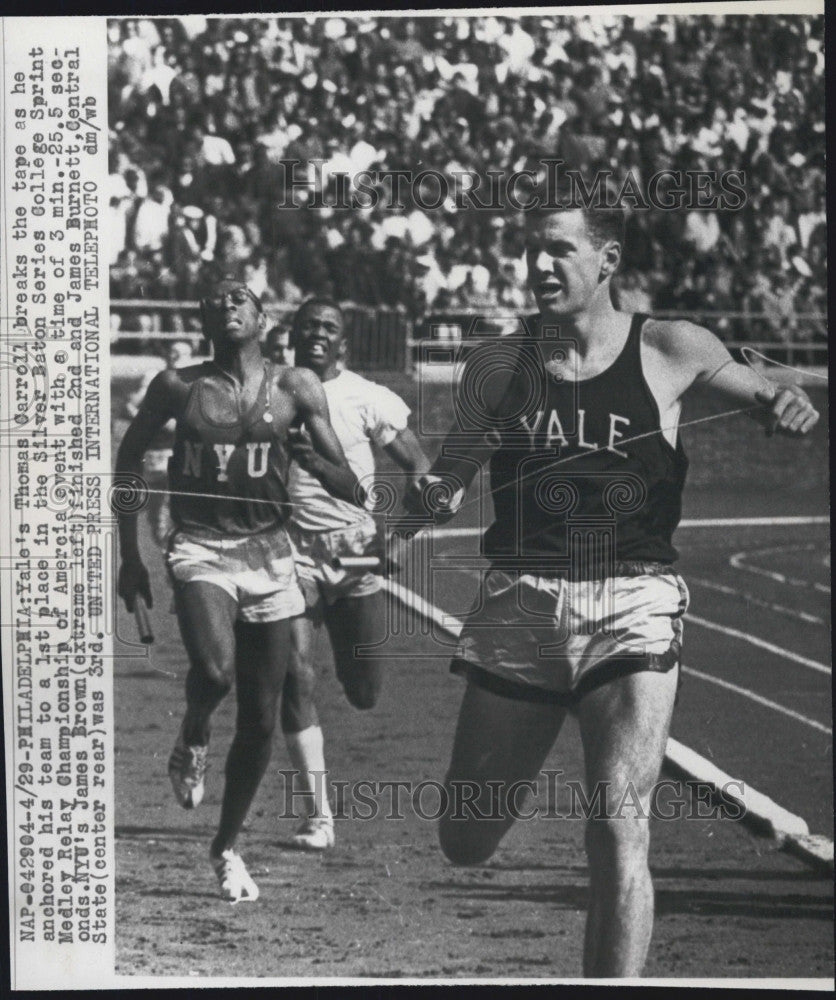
[113, 382, 832, 981]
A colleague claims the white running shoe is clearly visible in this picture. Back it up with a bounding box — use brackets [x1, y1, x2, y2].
[289, 815, 335, 851]
[168, 730, 208, 809]
[211, 849, 259, 903]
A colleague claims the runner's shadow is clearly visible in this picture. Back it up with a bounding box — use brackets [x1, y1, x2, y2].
[115, 670, 174, 680]
[655, 887, 834, 920]
[652, 865, 828, 883]
[487, 862, 587, 874]
[425, 878, 833, 920]
[138, 887, 220, 901]
[422, 878, 587, 910]
[116, 825, 215, 841]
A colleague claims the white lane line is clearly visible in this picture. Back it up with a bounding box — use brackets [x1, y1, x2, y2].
[430, 516, 829, 540]
[383, 577, 833, 861]
[682, 665, 832, 736]
[665, 739, 809, 838]
[668, 743, 832, 872]
[730, 545, 831, 595]
[688, 575, 827, 626]
[381, 580, 833, 737]
[686, 613, 831, 675]
[678, 517, 826, 528]
[382, 579, 464, 636]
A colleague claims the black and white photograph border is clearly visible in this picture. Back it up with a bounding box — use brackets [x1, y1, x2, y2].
[5, 1, 833, 988]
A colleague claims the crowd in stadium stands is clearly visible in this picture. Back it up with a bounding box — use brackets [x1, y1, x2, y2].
[108, 15, 826, 344]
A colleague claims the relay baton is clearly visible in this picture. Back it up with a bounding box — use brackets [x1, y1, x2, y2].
[331, 478, 464, 573]
[134, 595, 154, 645]
[332, 556, 381, 570]
[331, 522, 417, 572]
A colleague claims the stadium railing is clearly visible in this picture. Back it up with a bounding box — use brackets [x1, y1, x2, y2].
[110, 298, 410, 372]
[110, 300, 827, 373]
[409, 309, 828, 371]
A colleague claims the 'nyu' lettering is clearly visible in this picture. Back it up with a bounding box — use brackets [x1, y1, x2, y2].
[181, 441, 272, 481]
[213, 444, 235, 482]
[245, 442, 270, 478]
[182, 441, 202, 477]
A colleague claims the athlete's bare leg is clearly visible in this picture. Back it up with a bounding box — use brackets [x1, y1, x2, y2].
[280, 613, 331, 821]
[324, 591, 386, 710]
[438, 682, 567, 865]
[279, 591, 386, 822]
[281, 613, 322, 735]
[173, 581, 238, 747]
[211, 617, 294, 857]
[576, 666, 679, 978]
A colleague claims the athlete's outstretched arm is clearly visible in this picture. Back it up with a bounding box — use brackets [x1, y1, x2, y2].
[401, 419, 502, 524]
[286, 368, 362, 505]
[383, 427, 431, 477]
[114, 370, 178, 610]
[402, 339, 526, 521]
[661, 321, 819, 436]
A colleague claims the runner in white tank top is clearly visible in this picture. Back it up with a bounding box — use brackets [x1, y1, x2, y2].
[281, 299, 430, 851]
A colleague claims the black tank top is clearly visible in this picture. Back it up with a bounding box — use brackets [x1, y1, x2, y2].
[481, 313, 688, 575]
[168, 362, 292, 537]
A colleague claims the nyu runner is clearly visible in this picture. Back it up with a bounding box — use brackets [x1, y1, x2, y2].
[115, 276, 359, 902]
[124, 338, 195, 548]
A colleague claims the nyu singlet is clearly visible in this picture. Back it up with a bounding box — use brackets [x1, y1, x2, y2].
[168, 362, 292, 537]
[482, 313, 688, 575]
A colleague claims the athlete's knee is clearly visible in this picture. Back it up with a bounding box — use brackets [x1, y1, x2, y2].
[584, 815, 650, 871]
[337, 657, 381, 710]
[438, 778, 503, 866]
[187, 656, 234, 696]
[438, 816, 499, 866]
[344, 679, 379, 711]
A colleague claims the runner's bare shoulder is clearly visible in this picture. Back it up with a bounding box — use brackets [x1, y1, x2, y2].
[276, 364, 325, 404]
[642, 316, 715, 359]
[641, 317, 728, 396]
[141, 361, 212, 414]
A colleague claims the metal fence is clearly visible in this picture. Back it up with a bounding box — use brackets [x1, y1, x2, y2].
[110, 299, 410, 373]
[409, 309, 828, 370]
[110, 300, 827, 373]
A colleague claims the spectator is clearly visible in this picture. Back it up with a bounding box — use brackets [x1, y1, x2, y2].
[133, 184, 173, 253]
[106, 13, 824, 340]
[682, 211, 722, 256]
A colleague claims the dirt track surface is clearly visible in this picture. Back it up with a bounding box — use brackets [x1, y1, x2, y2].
[114, 592, 832, 980]
[112, 382, 832, 981]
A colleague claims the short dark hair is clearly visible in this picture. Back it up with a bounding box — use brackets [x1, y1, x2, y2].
[295, 296, 343, 321]
[291, 297, 345, 342]
[524, 175, 626, 250]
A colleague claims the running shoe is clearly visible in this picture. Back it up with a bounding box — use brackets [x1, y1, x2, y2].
[211, 849, 259, 903]
[289, 815, 335, 851]
[168, 729, 208, 809]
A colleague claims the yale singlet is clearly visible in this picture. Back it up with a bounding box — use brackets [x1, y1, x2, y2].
[168, 362, 292, 536]
[482, 313, 688, 574]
